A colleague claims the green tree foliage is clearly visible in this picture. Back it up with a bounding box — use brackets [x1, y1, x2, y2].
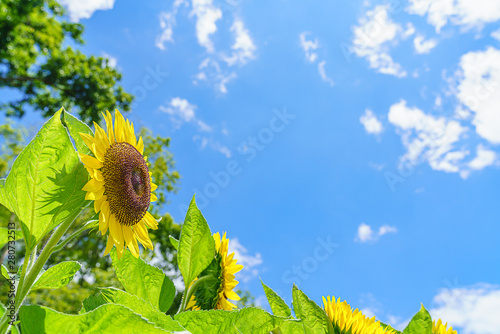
[0, 0, 132, 122]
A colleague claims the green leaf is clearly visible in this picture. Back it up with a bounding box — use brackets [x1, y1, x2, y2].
[0, 227, 23, 249]
[82, 288, 185, 331]
[169, 235, 179, 251]
[292, 285, 331, 334]
[261, 280, 292, 318]
[20, 304, 173, 333]
[1, 265, 9, 280]
[403, 304, 432, 334]
[175, 307, 284, 334]
[31, 261, 81, 291]
[178, 195, 215, 287]
[0, 302, 20, 334]
[0, 109, 89, 250]
[381, 322, 402, 334]
[111, 249, 176, 313]
[61, 109, 93, 156]
[80, 293, 107, 314]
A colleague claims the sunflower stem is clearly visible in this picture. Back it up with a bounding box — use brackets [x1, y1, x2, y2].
[176, 275, 217, 314]
[0, 216, 77, 334]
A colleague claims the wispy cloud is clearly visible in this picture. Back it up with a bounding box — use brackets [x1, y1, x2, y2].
[191, 0, 222, 53]
[59, 0, 115, 22]
[228, 237, 263, 283]
[360, 109, 384, 135]
[160, 97, 212, 132]
[352, 5, 414, 78]
[299, 32, 319, 63]
[355, 223, 397, 243]
[155, 0, 188, 51]
[413, 34, 438, 54]
[407, 0, 500, 33]
[299, 32, 334, 86]
[222, 18, 257, 66]
[193, 135, 232, 158]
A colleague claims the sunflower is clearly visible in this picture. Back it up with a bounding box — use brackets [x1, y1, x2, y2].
[323, 296, 397, 334]
[432, 319, 457, 334]
[186, 232, 243, 311]
[78, 109, 158, 259]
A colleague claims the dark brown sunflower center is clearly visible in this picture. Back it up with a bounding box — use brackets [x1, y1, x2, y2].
[102, 142, 150, 226]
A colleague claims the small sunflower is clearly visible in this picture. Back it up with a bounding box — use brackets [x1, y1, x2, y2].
[433, 319, 457, 334]
[78, 110, 158, 259]
[323, 296, 397, 334]
[187, 232, 243, 311]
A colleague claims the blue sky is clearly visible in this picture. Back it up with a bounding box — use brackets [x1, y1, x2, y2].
[8, 0, 500, 332]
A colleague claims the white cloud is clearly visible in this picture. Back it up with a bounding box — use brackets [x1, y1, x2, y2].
[299, 33, 334, 87]
[59, 0, 115, 22]
[299, 32, 319, 63]
[191, 0, 222, 53]
[193, 135, 232, 157]
[388, 100, 469, 173]
[468, 145, 497, 170]
[430, 283, 500, 334]
[352, 5, 413, 77]
[155, 1, 189, 51]
[355, 223, 397, 243]
[456, 47, 500, 144]
[318, 61, 334, 86]
[194, 58, 237, 94]
[414, 34, 438, 54]
[102, 52, 117, 68]
[360, 109, 384, 135]
[223, 18, 256, 66]
[407, 0, 500, 33]
[492, 28, 500, 41]
[160, 97, 212, 132]
[228, 237, 262, 283]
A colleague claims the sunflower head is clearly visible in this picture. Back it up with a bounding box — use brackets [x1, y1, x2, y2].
[187, 232, 244, 311]
[79, 110, 159, 259]
[323, 296, 397, 334]
[433, 319, 457, 334]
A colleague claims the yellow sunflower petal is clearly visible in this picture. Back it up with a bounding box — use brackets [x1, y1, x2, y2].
[78, 152, 102, 169]
[84, 186, 104, 201]
[150, 182, 158, 192]
[103, 235, 115, 256]
[114, 109, 126, 142]
[109, 214, 124, 248]
[150, 193, 157, 202]
[123, 226, 140, 258]
[136, 136, 144, 155]
[82, 178, 104, 193]
[99, 210, 109, 235]
[79, 132, 97, 155]
[142, 211, 158, 230]
[225, 290, 240, 301]
[134, 221, 153, 250]
[94, 194, 107, 213]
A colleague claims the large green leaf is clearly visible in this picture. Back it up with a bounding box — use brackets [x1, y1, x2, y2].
[175, 307, 284, 334]
[61, 110, 93, 156]
[261, 280, 292, 318]
[0, 227, 23, 249]
[20, 304, 173, 333]
[80, 288, 185, 331]
[178, 195, 215, 287]
[292, 285, 331, 334]
[31, 261, 81, 291]
[111, 249, 176, 313]
[0, 109, 89, 250]
[403, 305, 432, 334]
[169, 236, 179, 250]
